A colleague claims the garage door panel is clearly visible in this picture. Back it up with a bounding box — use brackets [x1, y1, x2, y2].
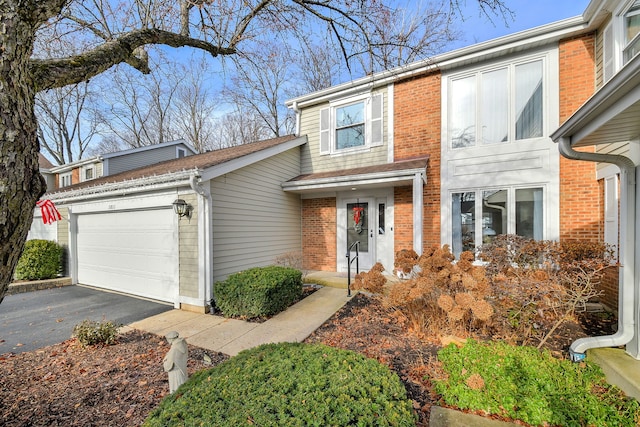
[77, 209, 178, 303]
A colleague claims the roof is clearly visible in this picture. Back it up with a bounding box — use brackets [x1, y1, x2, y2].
[282, 156, 429, 193]
[48, 135, 302, 196]
[38, 153, 54, 170]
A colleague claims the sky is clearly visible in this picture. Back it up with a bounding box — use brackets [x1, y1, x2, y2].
[448, 0, 593, 50]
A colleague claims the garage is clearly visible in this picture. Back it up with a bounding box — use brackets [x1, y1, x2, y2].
[76, 208, 178, 303]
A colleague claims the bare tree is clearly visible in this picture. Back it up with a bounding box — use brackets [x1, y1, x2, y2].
[173, 57, 219, 153]
[1, 0, 512, 303]
[224, 42, 295, 139]
[96, 58, 180, 149]
[35, 82, 99, 165]
[213, 107, 273, 149]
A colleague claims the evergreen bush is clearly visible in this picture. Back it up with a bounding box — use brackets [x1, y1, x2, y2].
[213, 266, 302, 318]
[144, 342, 416, 426]
[14, 239, 63, 281]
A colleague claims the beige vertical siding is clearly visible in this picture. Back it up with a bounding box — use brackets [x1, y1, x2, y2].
[211, 149, 302, 282]
[178, 193, 199, 299]
[56, 207, 69, 275]
[299, 87, 389, 174]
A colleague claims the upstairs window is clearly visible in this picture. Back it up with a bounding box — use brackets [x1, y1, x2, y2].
[84, 167, 94, 181]
[319, 93, 383, 155]
[624, 0, 640, 63]
[449, 59, 544, 149]
[59, 172, 72, 188]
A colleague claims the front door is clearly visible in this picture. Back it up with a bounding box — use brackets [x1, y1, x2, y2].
[339, 191, 394, 272]
[345, 198, 375, 270]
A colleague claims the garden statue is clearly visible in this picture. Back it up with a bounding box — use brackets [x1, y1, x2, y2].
[163, 331, 188, 393]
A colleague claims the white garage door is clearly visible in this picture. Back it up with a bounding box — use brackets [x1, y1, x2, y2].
[77, 209, 178, 303]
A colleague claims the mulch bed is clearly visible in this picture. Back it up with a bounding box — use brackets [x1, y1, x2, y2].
[0, 292, 616, 426]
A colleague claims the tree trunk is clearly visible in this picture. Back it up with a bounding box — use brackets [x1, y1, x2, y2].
[0, 9, 46, 303]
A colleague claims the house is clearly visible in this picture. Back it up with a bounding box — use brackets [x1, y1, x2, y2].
[31, 2, 638, 363]
[39, 135, 305, 313]
[47, 139, 197, 190]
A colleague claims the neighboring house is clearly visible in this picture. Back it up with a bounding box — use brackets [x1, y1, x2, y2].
[48, 139, 197, 190]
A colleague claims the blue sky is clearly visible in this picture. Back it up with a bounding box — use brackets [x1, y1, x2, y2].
[448, 0, 592, 49]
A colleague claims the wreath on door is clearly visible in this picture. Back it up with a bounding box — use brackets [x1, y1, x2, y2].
[352, 206, 364, 234]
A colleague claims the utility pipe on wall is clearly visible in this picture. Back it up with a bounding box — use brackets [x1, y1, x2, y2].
[558, 137, 638, 361]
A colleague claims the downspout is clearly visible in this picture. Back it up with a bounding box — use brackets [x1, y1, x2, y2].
[558, 137, 637, 361]
[189, 173, 215, 312]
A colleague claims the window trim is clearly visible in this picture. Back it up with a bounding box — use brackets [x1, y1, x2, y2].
[449, 185, 546, 256]
[446, 55, 547, 150]
[59, 172, 72, 188]
[318, 92, 384, 156]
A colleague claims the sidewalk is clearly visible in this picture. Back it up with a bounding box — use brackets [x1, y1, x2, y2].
[127, 286, 350, 356]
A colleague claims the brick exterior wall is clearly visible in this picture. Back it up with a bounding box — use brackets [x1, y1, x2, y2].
[302, 197, 337, 271]
[559, 33, 619, 309]
[394, 71, 442, 252]
[558, 33, 602, 243]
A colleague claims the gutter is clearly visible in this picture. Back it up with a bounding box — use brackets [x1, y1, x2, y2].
[558, 137, 637, 362]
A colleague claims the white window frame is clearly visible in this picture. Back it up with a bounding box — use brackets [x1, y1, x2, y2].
[176, 147, 187, 158]
[318, 92, 384, 156]
[81, 165, 95, 182]
[446, 55, 547, 150]
[59, 172, 72, 188]
[449, 185, 546, 256]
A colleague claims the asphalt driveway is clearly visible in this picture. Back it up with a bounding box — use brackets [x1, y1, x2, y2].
[0, 285, 172, 354]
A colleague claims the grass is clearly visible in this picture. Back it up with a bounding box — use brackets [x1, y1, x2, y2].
[432, 340, 640, 426]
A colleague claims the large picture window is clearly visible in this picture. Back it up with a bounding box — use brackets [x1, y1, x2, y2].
[451, 187, 544, 257]
[449, 59, 544, 149]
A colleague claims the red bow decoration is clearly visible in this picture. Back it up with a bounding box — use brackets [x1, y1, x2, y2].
[352, 206, 364, 225]
[36, 199, 62, 225]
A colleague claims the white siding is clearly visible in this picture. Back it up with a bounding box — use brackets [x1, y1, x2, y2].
[211, 149, 301, 282]
[597, 142, 630, 173]
[299, 88, 390, 174]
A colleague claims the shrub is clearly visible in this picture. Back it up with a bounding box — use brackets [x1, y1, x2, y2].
[353, 262, 387, 293]
[144, 342, 417, 427]
[72, 319, 121, 347]
[432, 340, 640, 426]
[213, 266, 302, 319]
[14, 239, 63, 280]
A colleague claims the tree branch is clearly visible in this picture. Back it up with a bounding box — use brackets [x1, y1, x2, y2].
[30, 28, 235, 91]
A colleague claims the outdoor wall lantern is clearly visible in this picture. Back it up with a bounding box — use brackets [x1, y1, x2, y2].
[172, 199, 191, 218]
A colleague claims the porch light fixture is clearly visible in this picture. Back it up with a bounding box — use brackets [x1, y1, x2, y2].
[172, 199, 191, 218]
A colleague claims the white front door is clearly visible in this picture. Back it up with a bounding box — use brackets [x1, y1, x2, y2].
[338, 190, 394, 272]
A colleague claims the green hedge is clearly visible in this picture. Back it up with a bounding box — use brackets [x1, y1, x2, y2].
[144, 342, 417, 426]
[14, 239, 63, 281]
[213, 266, 303, 318]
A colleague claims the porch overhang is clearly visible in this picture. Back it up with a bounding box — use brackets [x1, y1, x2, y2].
[282, 157, 429, 194]
[551, 52, 640, 147]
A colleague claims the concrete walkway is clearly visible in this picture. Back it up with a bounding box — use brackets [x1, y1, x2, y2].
[127, 286, 350, 356]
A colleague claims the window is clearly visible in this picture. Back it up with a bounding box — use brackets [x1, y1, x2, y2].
[59, 173, 72, 188]
[336, 102, 365, 149]
[84, 167, 94, 181]
[177, 148, 186, 158]
[319, 93, 383, 155]
[624, 0, 640, 63]
[449, 59, 544, 149]
[451, 187, 544, 256]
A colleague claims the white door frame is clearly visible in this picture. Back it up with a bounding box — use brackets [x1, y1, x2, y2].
[337, 188, 394, 272]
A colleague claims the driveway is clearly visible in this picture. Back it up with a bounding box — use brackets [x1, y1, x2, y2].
[0, 285, 172, 354]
